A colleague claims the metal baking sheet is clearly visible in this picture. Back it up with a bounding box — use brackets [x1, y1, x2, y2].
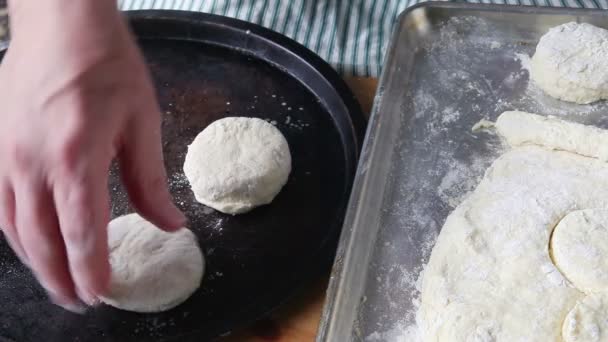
[318, 3, 608, 341]
[0, 11, 365, 341]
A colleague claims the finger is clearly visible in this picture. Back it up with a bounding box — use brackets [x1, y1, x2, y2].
[53, 169, 111, 305]
[0, 180, 28, 265]
[119, 111, 185, 231]
[13, 176, 82, 311]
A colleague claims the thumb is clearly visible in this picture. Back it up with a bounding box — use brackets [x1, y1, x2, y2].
[119, 111, 186, 231]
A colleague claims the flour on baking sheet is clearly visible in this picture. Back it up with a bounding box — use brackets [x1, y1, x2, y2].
[359, 16, 608, 342]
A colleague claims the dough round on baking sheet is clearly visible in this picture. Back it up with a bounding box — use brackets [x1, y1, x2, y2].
[551, 209, 608, 293]
[100, 214, 204, 313]
[183, 117, 292, 215]
[530, 22, 608, 104]
[563, 294, 608, 342]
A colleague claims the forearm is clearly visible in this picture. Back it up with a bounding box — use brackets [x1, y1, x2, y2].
[8, 0, 122, 46]
[6, 0, 132, 73]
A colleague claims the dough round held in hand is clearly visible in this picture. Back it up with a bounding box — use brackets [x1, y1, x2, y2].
[100, 214, 204, 313]
[183, 117, 292, 215]
[551, 209, 608, 294]
[530, 22, 608, 104]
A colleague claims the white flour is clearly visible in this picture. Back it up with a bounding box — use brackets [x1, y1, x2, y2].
[418, 145, 598, 340]
[362, 16, 608, 342]
[416, 112, 608, 341]
[530, 23, 608, 104]
[436, 156, 489, 208]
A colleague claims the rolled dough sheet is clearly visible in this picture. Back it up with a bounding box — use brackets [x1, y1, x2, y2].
[419, 111, 608, 341]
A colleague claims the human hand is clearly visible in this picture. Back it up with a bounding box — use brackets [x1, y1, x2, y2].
[0, 1, 185, 311]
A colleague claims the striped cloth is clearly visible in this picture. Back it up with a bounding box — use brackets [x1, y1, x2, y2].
[119, 0, 607, 77]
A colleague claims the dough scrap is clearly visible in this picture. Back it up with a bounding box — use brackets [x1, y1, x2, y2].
[530, 22, 608, 104]
[563, 293, 608, 342]
[552, 209, 608, 294]
[183, 117, 291, 215]
[420, 112, 608, 341]
[100, 214, 204, 313]
[495, 111, 608, 161]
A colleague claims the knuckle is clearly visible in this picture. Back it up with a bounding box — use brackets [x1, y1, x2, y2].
[63, 224, 95, 253]
[65, 187, 92, 215]
[61, 189, 99, 252]
[21, 232, 59, 266]
[52, 127, 88, 177]
[9, 144, 34, 173]
[35, 242, 59, 262]
[55, 141, 81, 175]
[48, 86, 90, 118]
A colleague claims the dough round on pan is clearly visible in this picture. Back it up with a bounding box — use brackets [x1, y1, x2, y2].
[562, 294, 608, 342]
[100, 214, 204, 313]
[183, 117, 292, 215]
[551, 209, 608, 294]
[530, 22, 608, 104]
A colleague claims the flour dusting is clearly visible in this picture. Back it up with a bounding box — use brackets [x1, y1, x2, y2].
[529, 23, 608, 104]
[354, 15, 608, 342]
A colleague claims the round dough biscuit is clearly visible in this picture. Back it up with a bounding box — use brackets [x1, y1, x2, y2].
[563, 294, 608, 342]
[100, 214, 204, 313]
[183, 117, 291, 215]
[551, 209, 608, 294]
[530, 22, 608, 104]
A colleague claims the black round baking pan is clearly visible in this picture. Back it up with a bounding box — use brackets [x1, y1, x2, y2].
[0, 10, 366, 341]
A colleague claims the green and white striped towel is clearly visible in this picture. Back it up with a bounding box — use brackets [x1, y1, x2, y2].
[118, 0, 608, 76]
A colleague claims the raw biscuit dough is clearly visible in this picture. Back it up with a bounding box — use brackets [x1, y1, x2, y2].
[419, 112, 608, 341]
[563, 294, 608, 342]
[100, 214, 204, 313]
[551, 209, 608, 294]
[530, 22, 608, 104]
[495, 111, 608, 161]
[183, 117, 291, 215]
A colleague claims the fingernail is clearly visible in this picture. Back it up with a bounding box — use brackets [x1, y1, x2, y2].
[61, 301, 88, 314]
[48, 292, 87, 314]
[76, 287, 98, 307]
[165, 203, 187, 230]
